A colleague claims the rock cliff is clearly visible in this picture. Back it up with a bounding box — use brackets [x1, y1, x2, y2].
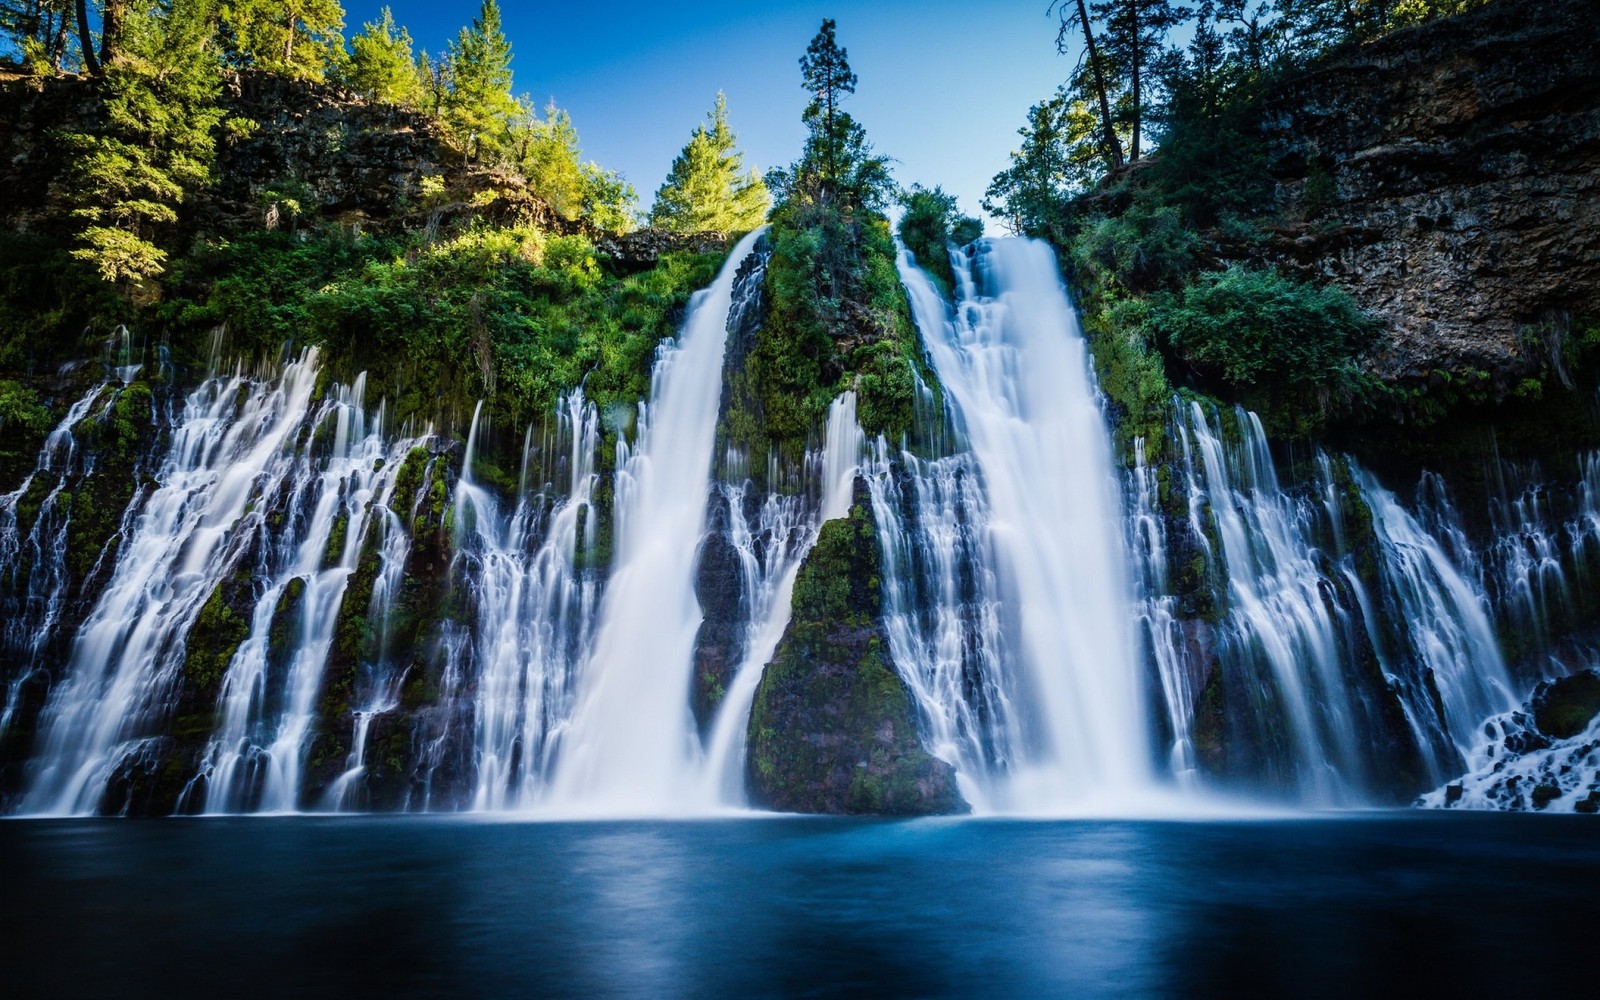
[1261, 0, 1600, 391]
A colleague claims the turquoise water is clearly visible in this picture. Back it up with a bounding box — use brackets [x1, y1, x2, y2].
[2, 813, 1595, 997]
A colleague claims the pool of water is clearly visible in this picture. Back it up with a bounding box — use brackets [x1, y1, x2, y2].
[2, 812, 1595, 997]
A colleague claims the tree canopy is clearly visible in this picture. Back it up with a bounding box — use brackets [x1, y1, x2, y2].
[343, 5, 418, 105]
[649, 93, 770, 233]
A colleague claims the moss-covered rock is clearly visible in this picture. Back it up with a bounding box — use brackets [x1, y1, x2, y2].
[745, 480, 966, 815]
[1532, 669, 1600, 739]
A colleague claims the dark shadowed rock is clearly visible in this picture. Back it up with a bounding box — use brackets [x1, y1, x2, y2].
[1531, 669, 1600, 739]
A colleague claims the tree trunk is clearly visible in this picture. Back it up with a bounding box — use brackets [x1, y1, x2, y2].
[1130, 1, 1142, 161]
[1075, 0, 1125, 172]
[98, 0, 124, 65]
[74, 0, 100, 76]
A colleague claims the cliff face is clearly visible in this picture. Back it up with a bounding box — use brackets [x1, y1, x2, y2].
[1262, 0, 1600, 389]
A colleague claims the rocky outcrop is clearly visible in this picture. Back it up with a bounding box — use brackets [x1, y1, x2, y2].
[745, 479, 966, 816]
[596, 229, 732, 271]
[1262, 0, 1600, 390]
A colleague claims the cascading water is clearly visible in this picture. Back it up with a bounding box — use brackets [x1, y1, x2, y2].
[893, 240, 1147, 811]
[694, 391, 863, 807]
[0, 385, 108, 742]
[457, 392, 604, 811]
[25, 353, 326, 814]
[545, 228, 765, 812]
[864, 438, 1020, 809]
[198, 374, 417, 813]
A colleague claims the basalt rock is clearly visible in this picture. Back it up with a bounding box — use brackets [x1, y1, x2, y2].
[1261, 0, 1600, 391]
[1531, 669, 1600, 739]
[745, 478, 967, 816]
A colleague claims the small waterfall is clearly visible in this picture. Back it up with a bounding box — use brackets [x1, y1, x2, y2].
[460, 391, 603, 811]
[895, 240, 1146, 810]
[24, 353, 324, 815]
[864, 439, 1019, 810]
[695, 392, 863, 807]
[1181, 404, 1369, 801]
[1361, 473, 1518, 758]
[200, 374, 416, 813]
[1128, 439, 1201, 785]
[0, 385, 108, 742]
[321, 498, 415, 810]
[546, 228, 765, 812]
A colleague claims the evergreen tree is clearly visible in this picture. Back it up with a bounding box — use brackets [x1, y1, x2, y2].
[59, 0, 232, 285]
[581, 162, 638, 234]
[1088, 0, 1191, 161]
[344, 5, 418, 105]
[1051, 0, 1126, 172]
[444, 0, 518, 161]
[798, 18, 855, 187]
[649, 93, 769, 233]
[512, 100, 638, 230]
[219, 0, 344, 80]
[0, 0, 76, 71]
[783, 18, 890, 211]
[982, 89, 1106, 239]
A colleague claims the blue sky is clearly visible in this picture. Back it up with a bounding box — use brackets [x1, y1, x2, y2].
[344, 1, 1077, 229]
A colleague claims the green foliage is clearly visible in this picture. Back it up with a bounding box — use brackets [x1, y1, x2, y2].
[897, 185, 980, 295]
[221, 0, 344, 80]
[57, 0, 232, 288]
[649, 93, 770, 233]
[770, 18, 893, 213]
[510, 102, 638, 231]
[738, 18, 938, 468]
[1071, 202, 1201, 294]
[160, 225, 721, 434]
[0, 379, 52, 482]
[443, 0, 517, 161]
[983, 88, 1108, 241]
[0, 0, 78, 71]
[1143, 265, 1384, 433]
[343, 5, 420, 106]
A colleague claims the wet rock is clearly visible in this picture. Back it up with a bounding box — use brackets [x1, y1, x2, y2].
[1531, 669, 1600, 739]
[746, 479, 966, 816]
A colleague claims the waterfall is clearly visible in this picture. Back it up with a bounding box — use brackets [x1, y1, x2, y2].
[199, 374, 417, 813]
[893, 240, 1147, 810]
[24, 353, 325, 814]
[544, 228, 765, 812]
[459, 391, 603, 811]
[0, 385, 108, 743]
[694, 391, 863, 808]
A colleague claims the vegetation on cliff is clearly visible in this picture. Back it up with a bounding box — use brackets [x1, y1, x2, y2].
[986, 0, 1533, 446]
[723, 19, 950, 468]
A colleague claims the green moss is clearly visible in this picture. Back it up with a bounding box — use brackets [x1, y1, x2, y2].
[184, 580, 251, 697]
[727, 202, 941, 476]
[746, 495, 965, 815]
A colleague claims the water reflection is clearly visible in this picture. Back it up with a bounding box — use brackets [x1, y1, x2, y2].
[1, 815, 1596, 997]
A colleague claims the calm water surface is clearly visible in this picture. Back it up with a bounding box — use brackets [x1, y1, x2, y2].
[2, 812, 1595, 998]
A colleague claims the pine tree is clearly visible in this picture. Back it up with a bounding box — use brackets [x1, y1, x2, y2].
[1089, 0, 1191, 161]
[444, 0, 518, 161]
[1051, 0, 1127, 172]
[344, 5, 418, 106]
[798, 18, 855, 187]
[649, 93, 769, 233]
[785, 18, 890, 211]
[59, 0, 232, 285]
[0, 0, 76, 72]
[219, 0, 344, 81]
